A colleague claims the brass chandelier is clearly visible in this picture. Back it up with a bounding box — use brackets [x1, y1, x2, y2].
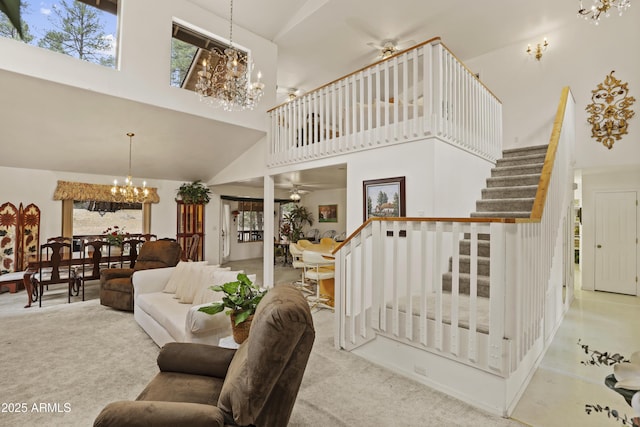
[578, 0, 631, 24]
[111, 132, 149, 203]
[195, 0, 264, 111]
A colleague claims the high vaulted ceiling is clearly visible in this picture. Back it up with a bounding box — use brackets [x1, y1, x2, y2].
[0, 0, 587, 186]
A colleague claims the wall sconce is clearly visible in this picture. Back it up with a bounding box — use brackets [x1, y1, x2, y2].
[526, 38, 549, 61]
[231, 210, 239, 223]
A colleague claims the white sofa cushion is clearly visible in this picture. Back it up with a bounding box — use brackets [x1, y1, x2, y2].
[164, 261, 208, 295]
[137, 292, 192, 342]
[174, 262, 210, 302]
[192, 270, 256, 306]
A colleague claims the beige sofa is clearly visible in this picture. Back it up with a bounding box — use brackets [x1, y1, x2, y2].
[132, 262, 254, 347]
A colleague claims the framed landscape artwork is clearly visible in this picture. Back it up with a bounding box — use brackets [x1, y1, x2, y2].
[363, 177, 406, 221]
[318, 204, 338, 223]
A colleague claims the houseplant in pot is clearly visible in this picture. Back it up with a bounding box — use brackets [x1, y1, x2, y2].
[282, 205, 314, 243]
[198, 273, 267, 344]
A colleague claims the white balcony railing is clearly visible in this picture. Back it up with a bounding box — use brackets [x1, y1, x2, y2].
[268, 37, 502, 167]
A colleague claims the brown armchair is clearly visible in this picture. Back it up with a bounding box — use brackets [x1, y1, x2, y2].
[99, 240, 182, 311]
[94, 284, 315, 427]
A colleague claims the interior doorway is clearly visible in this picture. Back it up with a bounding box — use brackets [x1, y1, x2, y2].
[594, 191, 637, 295]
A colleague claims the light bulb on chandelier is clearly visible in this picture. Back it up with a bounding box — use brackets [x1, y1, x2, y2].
[578, 0, 631, 24]
[110, 132, 149, 203]
[195, 0, 264, 111]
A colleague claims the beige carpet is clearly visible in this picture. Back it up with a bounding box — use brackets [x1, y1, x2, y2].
[0, 283, 523, 426]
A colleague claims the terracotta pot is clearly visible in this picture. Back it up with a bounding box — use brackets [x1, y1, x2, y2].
[230, 313, 254, 344]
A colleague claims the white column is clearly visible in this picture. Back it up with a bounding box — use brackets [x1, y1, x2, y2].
[263, 175, 275, 288]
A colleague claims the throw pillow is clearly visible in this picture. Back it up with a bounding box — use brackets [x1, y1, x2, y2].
[173, 261, 208, 300]
[177, 264, 226, 304]
[162, 261, 189, 293]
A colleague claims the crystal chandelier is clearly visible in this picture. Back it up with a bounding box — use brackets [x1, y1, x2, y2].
[195, 0, 264, 111]
[111, 132, 149, 203]
[578, 0, 631, 24]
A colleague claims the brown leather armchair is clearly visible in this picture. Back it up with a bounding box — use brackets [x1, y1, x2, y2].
[94, 284, 315, 427]
[99, 240, 182, 311]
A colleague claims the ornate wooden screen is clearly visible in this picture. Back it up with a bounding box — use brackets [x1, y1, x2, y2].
[0, 202, 41, 274]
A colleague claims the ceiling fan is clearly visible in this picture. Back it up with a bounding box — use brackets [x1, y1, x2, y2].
[288, 186, 310, 201]
[276, 86, 303, 102]
[367, 39, 416, 61]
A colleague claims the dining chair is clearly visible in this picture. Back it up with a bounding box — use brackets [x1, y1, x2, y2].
[302, 250, 334, 310]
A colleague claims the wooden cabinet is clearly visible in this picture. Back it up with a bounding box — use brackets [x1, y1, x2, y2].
[176, 202, 204, 261]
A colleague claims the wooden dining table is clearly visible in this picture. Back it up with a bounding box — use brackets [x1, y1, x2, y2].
[23, 248, 136, 308]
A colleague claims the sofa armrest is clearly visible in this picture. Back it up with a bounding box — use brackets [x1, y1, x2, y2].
[132, 267, 176, 299]
[187, 302, 233, 335]
[100, 268, 134, 281]
[157, 342, 236, 378]
[93, 401, 225, 427]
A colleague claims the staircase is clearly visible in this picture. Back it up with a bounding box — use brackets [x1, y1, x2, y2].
[442, 144, 548, 297]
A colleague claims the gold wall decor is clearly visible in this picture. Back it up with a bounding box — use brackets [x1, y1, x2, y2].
[586, 70, 635, 149]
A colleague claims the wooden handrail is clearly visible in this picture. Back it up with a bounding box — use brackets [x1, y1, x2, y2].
[268, 37, 501, 113]
[529, 86, 572, 221]
[332, 216, 517, 254]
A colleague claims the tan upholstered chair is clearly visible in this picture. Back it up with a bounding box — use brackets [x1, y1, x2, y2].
[100, 240, 182, 311]
[93, 284, 315, 427]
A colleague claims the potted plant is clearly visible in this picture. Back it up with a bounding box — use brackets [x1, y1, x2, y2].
[176, 180, 211, 204]
[282, 205, 314, 242]
[102, 225, 129, 248]
[198, 273, 267, 344]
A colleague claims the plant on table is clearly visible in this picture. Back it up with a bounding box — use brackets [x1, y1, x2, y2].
[102, 225, 129, 247]
[198, 273, 267, 326]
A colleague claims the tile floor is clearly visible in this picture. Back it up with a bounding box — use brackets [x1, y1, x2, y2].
[511, 268, 640, 426]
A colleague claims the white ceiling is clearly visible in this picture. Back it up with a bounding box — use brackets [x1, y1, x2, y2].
[0, 0, 580, 188]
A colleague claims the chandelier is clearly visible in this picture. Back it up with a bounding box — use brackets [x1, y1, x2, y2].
[195, 0, 264, 111]
[111, 132, 149, 203]
[578, 0, 631, 23]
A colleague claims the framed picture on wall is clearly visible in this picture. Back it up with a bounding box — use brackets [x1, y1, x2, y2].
[363, 177, 406, 221]
[318, 204, 338, 223]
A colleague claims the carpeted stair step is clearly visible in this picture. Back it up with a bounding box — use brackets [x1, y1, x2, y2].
[476, 198, 535, 213]
[442, 273, 491, 298]
[463, 233, 490, 241]
[482, 185, 539, 200]
[470, 211, 532, 218]
[502, 144, 549, 158]
[496, 153, 547, 168]
[491, 163, 544, 177]
[459, 239, 491, 257]
[486, 174, 541, 188]
[448, 255, 490, 276]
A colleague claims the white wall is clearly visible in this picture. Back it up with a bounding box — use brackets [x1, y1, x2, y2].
[346, 139, 492, 234]
[0, 165, 183, 242]
[299, 188, 347, 238]
[464, 14, 640, 170]
[0, 0, 277, 131]
[580, 167, 640, 291]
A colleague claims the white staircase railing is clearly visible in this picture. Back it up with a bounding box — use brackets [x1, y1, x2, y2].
[333, 88, 575, 413]
[268, 37, 502, 167]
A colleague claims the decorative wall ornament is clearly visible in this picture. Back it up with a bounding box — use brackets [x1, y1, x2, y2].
[586, 70, 635, 149]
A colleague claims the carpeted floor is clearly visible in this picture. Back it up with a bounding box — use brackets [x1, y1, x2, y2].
[0, 259, 523, 426]
[0, 289, 522, 427]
